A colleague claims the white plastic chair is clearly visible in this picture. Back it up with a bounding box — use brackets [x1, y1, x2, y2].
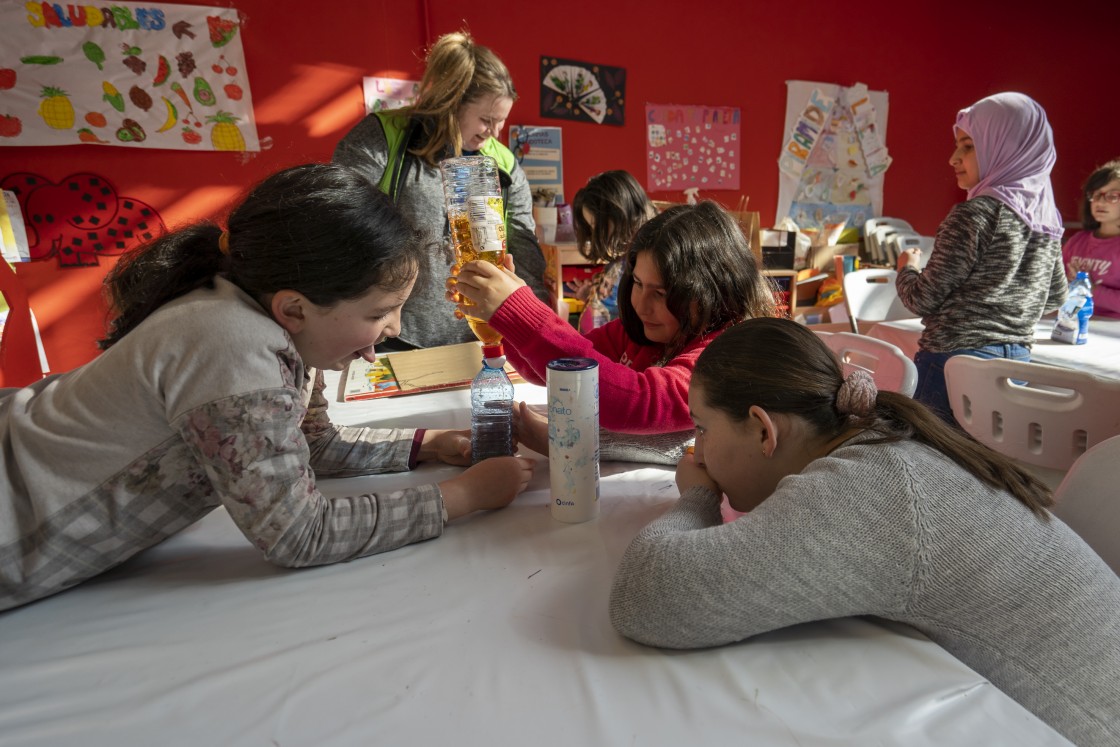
[816, 330, 918, 396]
[1051, 434, 1120, 574]
[888, 234, 935, 270]
[863, 217, 914, 263]
[944, 356, 1120, 489]
[842, 269, 911, 334]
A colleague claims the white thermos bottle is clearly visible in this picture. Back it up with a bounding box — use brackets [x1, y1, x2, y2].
[547, 358, 600, 523]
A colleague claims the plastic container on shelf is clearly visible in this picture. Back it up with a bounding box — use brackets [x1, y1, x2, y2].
[470, 343, 515, 463]
[440, 155, 507, 346]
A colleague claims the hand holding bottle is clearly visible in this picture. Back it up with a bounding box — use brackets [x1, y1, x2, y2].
[452, 254, 525, 321]
[439, 456, 536, 520]
[513, 401, 550, 456]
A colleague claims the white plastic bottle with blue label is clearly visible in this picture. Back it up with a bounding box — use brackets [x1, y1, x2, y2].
[470, 343, 515, 463]
[1051, 271, 1094, 345]
[547, 358, 600, 523]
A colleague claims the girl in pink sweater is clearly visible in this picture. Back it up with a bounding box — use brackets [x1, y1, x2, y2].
[1062, 159, 1120, 317]
[451, 201, 775, 452]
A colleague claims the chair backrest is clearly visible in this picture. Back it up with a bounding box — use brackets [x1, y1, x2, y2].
[863, 217, 914, 263]
[817, 330, 918, 396]
[891, 235, 935, 269]
[1052, 434, 1120, 574]
[842, 269, 911, 333]
[944, 356, 1120, 473]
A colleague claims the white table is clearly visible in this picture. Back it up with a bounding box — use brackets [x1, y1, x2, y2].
[0, 378, 1070, 746]
[869, 316, 1120, 379]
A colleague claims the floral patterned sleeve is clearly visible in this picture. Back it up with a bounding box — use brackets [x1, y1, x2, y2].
[300, 369, 418, 478]
[175, 383, 445, 568]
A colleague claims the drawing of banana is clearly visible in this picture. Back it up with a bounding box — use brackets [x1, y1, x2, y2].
[156, 96, 178, 132]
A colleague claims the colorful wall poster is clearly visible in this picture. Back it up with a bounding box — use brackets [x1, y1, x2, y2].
[1, 171, 164, 267]
[645, 104, 741, 192]
[540, 56, 625, 126]
[362, 76, 418, 114]
[508, 125, 564, 204]
[775, 80, 891, 230]
[0, 2, 258, 152]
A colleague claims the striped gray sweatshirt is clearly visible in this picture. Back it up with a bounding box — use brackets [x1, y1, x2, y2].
[896, 196, 1066, 353]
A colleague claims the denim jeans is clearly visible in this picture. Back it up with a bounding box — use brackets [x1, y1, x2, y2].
[914, 344, 1031, 425]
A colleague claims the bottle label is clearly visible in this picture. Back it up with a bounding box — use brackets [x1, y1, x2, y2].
[468, 196, 507, 257]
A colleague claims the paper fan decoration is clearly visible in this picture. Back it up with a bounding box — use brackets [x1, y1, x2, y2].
[540, 57, 626, 126]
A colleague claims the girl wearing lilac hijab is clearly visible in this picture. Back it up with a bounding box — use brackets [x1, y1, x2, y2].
[895, 92, 1068, 423]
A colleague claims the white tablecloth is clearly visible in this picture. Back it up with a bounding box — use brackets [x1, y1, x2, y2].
[0, 377, 1070, 746]
[868, 316, 1120, 379]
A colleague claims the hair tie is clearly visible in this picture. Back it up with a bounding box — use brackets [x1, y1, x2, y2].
[218, 231, 231, 255]
[836, 369, 878, 417]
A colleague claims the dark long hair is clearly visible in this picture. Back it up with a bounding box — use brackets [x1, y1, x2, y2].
[617, 201, 776, 360]
[1081, 158, 1120, 230]
[100, 163, 426, 349]
[572, 170, 655, 264]
[693, 318, 1053, 516]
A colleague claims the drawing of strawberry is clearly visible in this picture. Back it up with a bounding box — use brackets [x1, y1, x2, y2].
[181, 127, 202, 145]
[223, 83, 243, 101]
[0, 69, 15, 90]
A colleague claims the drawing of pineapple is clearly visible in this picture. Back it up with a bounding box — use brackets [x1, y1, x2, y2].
[206, 110, 244, 151]
[39, 86, 74, 129]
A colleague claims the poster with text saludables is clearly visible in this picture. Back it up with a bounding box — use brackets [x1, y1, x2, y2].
[0, 1, 259, 152]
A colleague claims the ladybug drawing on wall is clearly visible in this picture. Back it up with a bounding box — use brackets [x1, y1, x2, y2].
[0, 172, 165, 267]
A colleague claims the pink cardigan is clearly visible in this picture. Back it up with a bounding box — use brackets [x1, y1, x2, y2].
[488, 286, 716, 434]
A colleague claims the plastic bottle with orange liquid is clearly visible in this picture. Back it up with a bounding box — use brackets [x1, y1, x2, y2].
[440, 156, 507, 346]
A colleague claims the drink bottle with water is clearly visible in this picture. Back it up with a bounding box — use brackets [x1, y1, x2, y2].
[1051, 271, 1094, 345]
[470, 343, 515, 463]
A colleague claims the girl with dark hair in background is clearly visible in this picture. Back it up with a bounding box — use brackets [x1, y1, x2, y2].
[0, 163, 533, 612]
[1062, 158, 1120, 316]
[571, 170, 658, 323]
[610, 317, 1120, 747]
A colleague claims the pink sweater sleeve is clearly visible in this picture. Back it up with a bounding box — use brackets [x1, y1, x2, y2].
[489, 287, 707, 434]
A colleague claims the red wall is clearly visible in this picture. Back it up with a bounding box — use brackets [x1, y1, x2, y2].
[3, 0, 1118, 374]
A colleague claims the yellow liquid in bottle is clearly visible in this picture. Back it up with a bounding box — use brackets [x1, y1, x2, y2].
[450, 213, 505, 345]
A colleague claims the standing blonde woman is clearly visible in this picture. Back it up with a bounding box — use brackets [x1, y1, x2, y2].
[334, 31, 548, 350]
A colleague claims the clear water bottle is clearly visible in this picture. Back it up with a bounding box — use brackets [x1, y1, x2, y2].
[470, 343, 515, 463]
[1051, 271, 1094, 345]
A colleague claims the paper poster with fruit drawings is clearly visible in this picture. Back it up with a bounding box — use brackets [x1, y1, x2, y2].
[645, 104, 740, 191]
[0, 2, 258, 152]
[540, 56, 625, 126]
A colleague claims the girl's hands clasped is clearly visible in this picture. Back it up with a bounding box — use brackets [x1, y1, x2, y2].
[675, 449, 721, 496]
[447, 255, 525, 321]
